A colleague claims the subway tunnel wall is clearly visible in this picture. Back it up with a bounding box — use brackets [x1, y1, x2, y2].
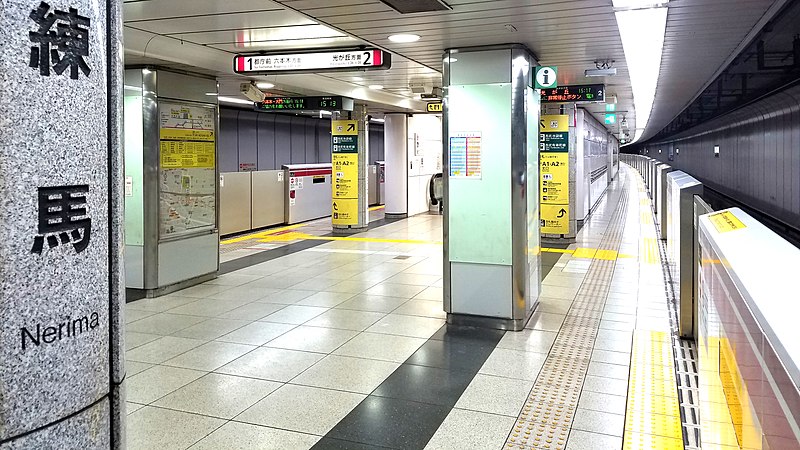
[218, 107, 385, 173]
[642, 83, 800, 229]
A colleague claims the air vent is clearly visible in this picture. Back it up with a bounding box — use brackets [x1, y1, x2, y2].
[380, 0, 451, 14]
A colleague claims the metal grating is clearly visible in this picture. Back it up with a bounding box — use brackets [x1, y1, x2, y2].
[653, 187, 703, 449]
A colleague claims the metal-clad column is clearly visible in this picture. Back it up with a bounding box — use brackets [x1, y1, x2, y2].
[443, 44, 541, 330]
[356, 105, 370, 228]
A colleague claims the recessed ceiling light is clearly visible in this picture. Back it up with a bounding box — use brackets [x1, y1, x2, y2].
[256, 82, 275, 89]
[388, 33, 420, 43]
[369, 85, 384, 90]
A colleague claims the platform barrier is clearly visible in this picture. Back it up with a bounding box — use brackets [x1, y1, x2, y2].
[667, 171, 703, 339]
[284, 163, 332, 225]
[219, 170, 285, 236]
[656, 164, 675, 240]
[698, 208, 800, 449]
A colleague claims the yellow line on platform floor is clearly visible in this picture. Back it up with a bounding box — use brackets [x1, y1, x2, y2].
[219, 223, 308, 245]
[258, 232, 439, 245]
[623, 330, 684, 449]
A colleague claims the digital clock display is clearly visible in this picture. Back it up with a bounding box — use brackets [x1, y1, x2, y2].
[541, 84, 605, 103]
[254, 96, 353, 112]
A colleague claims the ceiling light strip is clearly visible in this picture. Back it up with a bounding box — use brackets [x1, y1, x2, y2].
[614, 2, 668, 143]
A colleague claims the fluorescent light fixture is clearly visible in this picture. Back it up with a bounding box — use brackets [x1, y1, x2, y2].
[368, 85, 384, 90]
[388, 33, 420, 43]
[370, 118, 385, 123]
[319, 110, 332, 117]
[205, 92, 218, 96]
[217, 96, 253, 105]
[256, 82, 274, 89]
[612, 0, 668, 9]
[615, 4, 668, 143]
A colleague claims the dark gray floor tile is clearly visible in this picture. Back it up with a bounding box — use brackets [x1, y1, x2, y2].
[326, 396, 450, 449]
[429, 324, 506, 345]
[405, 339, 494, 373]
[372, 364, 474, 407]
[312, 437, 393, 450]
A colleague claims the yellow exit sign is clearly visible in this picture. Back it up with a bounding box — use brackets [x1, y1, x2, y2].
[426, 102, 442, 113]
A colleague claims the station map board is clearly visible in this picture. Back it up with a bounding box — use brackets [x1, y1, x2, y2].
[539, 115, 569, 234]
[449, 131, 482, 178]
[158, 102, 216, 238]
[331, 120, 359, 225]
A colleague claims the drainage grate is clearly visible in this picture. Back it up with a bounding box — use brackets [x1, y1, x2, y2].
[655, 208, 703, 448]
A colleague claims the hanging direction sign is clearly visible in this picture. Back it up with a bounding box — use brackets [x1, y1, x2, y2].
[254, 96, 354, 112]
[541, 84, 605, 103]
[234, 48, 391, 74]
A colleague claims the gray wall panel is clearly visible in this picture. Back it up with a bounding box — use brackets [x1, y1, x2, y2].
[318, 121, 331, 163]
[369, 124, 385, 163]
[305, 118, 317, 163]
[274, 115, 292, 168]
[645, 84, 800, 229]
[238, 111, 258, 170]
[257, 114, 276, 170]
[219, 108, 239, 173]
[290, 117, 306, 164]
[219, 108, 384, 170]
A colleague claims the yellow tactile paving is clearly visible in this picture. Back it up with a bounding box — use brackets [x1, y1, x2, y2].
[623, 330, 683, 447]
[507, 420, 570, 450]
[639, 237, 660, 264]
[623, 432, 684, 450]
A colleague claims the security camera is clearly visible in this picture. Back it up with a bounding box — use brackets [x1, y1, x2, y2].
[240, 82, 265, 103]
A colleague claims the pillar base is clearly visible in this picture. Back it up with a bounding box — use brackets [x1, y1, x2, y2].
[446, 312, 529, 331]
[332, 226, 368, 235]
[384, 213, 408, 219]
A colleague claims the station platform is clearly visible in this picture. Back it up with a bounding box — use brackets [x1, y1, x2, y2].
[123, 165, 699, 450]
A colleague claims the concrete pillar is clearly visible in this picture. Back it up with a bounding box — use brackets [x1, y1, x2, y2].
[384, 113, 409, 218]
[0, 0, 124, 448]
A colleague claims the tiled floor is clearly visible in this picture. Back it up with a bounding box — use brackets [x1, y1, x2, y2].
[219, 207, 388, 263]
[124, 165, 684, 450]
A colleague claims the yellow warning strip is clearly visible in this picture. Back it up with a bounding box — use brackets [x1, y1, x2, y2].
[228, 229, 635, 261]
[623, 330, 683, 449]
[639, 238, 660, 265]
[220, 222, 308, 245]
[369, 205, 386, 211]
[256, 231, 440, 245]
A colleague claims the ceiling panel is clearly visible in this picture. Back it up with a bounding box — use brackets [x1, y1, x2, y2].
[128, 10, 316, 34]
[275, 0, 636, 136]
[123, 0, 284, 21]
[207, 38, 362, 52]
[169, 24, 346, 44]
[121, 0, 779, 141]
